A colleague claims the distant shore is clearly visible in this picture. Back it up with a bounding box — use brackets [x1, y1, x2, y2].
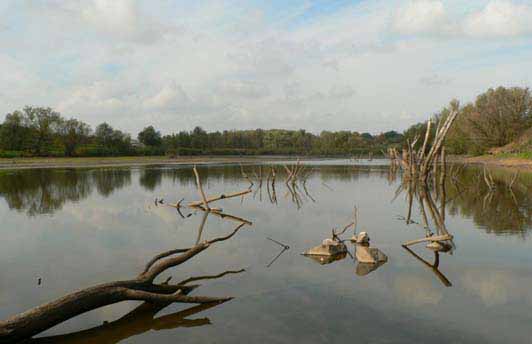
[0, 156, 299, 170]
[0, 154, 530, 171]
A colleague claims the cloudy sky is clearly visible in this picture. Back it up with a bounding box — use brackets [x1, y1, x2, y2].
[1, 0, 532, 135]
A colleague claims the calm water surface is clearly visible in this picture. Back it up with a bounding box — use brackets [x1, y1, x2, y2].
[0, 160, 531, 343]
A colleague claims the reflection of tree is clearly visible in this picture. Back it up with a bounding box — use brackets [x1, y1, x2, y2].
[0, 169, 132, 216]
[445, 167, 531, 236]
[93, 169, 131, 197]
[139, 168, 163, 191]
[397, 171, 454, 287]
[0, 168, 251, 342]
[0, 170, 92, 216]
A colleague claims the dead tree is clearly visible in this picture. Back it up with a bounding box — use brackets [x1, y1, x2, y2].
[0, 221, 248, 343]
[27, 278, 236, 344]
[396, 110, 459, 184]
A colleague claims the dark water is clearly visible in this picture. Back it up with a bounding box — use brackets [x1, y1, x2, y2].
[0, 160, 531, 343]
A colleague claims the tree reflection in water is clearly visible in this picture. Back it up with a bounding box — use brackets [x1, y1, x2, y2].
[0, 167, 251, 343]
[27, 298, 222, 344]
[445, 166, 531, 236]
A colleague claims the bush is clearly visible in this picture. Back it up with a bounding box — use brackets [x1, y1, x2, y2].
[0, 150, 24, 158]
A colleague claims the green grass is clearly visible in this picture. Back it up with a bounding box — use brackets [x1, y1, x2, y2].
[495, 151, 532, 160]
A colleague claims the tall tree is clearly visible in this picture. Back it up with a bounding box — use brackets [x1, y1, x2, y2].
[18, 107, 62, 155]
[59, 118, 91, 156]
[138, 126, 162, 146]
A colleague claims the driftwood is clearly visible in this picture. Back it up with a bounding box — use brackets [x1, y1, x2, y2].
[403, 234, 453, 247]
[0, 167, 253, 343]
[0, 222, 249, 342]
[186, 190, 252, 208]
[193, 165, 210, 210]
[167, 167, 251, 210]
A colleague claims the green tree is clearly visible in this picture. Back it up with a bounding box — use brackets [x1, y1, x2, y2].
[138, 126, 162, 146]
[59, 118, 91, 156]
[23, 107, 62, 155]
[0, 111, 30, 151]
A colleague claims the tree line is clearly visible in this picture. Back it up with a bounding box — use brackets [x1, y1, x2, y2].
[0, 107, 403, 157]
[1, 86, 530, 158]
[403, 86, 532, 155]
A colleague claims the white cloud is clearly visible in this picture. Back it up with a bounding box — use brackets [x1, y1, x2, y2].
[143, 82, 189, 109]
[393, 0, 448, 35]
[329, 84, 356, 99]
[419, 74, 453, 87]
[1, 0, 532, 134]
[463, 0, 532, 37]
[218, 80, 270, 99]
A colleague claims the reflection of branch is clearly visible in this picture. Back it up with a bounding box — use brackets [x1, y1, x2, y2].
[28, 291, 226, 344]
[321, 182, 333, 191]
[267, 237, 290, 249]
[302, 180, 316, 202]
[402, 245, 452, 287]
[195, 211, 209, 244]
[267, 247, 289, 268]
[240, 164, 254, 188]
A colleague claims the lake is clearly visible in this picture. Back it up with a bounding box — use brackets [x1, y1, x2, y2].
[0, 160, 531, 343]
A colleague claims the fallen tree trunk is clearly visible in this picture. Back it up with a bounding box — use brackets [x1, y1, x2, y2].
[0, 222, 248, 343]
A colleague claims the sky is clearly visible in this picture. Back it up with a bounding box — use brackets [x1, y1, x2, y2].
[1, 0, 532, 135]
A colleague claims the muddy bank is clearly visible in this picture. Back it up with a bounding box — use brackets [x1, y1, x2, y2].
[453, 155, 532, 171]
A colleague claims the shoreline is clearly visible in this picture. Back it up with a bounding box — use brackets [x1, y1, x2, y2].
[0, 155, 530, 171]
[451, 155, 532, 172]
[0, 156, 291, 170]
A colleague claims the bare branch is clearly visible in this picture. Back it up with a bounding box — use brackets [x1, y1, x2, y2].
[178, 269, 245, 286]
[193, 165, 210, 210]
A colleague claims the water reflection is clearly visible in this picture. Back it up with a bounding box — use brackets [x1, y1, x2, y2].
[395, 166, 455, 286]
[93, 169, 132, 197]
[28, 302, 221, 344]
[0, 169, 93, 216]
[0, 177, 252, 342]
[139, 169, 163, 191]
[0, 164, 529, 236]
[0, 162, 531, 343]
[445, 166, 532, 236]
